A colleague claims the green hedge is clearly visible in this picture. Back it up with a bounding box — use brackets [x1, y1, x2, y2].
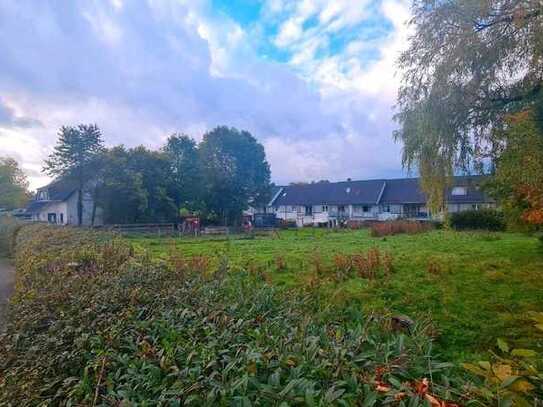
[0, 216, 22, 257]
[0, 224, 460, 405]
[449, 209, 506, 231]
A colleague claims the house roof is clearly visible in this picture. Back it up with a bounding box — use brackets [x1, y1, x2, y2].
[270, 176, 493, 207]
[26, 200, 54, 214]
[37, 178, 79, 201]
[273, 180, 385, 206]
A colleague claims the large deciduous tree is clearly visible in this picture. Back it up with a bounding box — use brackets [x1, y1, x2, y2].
[0, 157, 29, 210]
[44, 124, 104, 225]
[395, 0, 543, 211]
[163, 134, 201, 213]
[199, 126, 271, 225]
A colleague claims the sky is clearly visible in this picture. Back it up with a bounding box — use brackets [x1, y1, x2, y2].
[0, 0, 413, 190]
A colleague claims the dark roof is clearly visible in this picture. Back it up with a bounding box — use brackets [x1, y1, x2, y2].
[271, 176, 493, 207]
[26, 200, 54, 214]
[38, 178, 78, 201]
[273, 180, 385, 206]
[380, 178, 426, 204]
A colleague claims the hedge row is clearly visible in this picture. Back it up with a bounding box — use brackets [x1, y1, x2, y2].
[0, 225, 462, 405]
[449, 209, 506, 231]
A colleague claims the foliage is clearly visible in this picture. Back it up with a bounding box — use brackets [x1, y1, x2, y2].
[0, 215, 22, 257]
[0, 157, 29, 210]
[163, 134, 202, 212]
[491, 109, 543, 229]
[43, 124, 105, 225]
[463, 315, 543, 405]
[199, 126, 271, 225]
[449, 209, 506, 231]
[134, 228, 543, 363]
[370, 220, 433, 237]
[94, 146, 149, 224]
[0, 225, 461, 405]
[395, 0, 543, 209]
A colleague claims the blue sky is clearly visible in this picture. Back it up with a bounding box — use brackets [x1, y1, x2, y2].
[0, 0, 412, 189]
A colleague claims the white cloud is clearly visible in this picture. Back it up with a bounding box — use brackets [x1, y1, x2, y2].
[0, 0, 412, 191]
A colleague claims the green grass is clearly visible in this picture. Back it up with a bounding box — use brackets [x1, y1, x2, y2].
[129, 228, 543, 362]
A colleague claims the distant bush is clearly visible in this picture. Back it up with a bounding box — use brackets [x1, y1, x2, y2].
[370, 220, 433, 237]
[449, 209, 506, 231]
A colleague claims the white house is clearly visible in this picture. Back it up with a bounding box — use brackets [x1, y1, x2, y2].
[26, 179, 103, 226]
[269, 176, 495, 227]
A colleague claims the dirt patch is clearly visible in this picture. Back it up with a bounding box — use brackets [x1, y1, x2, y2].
[0, 257, 15, 330]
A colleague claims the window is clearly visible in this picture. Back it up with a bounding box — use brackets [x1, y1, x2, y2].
[322, 205, 328, 212]
[305, 205, 313, 215]
[346, 187, 351, 193]
[383, 205, 390, 213]
[338, 205, 345, 213]
[60, 213, 64, 224]
[451, 186, 467, 196]
[363, 205, 369, 213]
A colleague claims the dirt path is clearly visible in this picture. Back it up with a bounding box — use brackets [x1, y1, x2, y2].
[0, 257, 15, 330]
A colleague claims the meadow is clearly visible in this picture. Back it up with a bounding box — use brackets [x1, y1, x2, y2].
[129, 228, 543, 363]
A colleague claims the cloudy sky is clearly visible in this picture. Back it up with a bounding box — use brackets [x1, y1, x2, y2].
[0, 0, 412, 190]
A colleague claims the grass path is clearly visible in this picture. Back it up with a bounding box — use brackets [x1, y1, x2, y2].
[0, 257, 15, 330]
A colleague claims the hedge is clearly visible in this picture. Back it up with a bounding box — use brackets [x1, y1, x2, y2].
[449, 209, 506, 231]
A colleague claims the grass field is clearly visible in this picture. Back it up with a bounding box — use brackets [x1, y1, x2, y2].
[129, 228, 543, 363]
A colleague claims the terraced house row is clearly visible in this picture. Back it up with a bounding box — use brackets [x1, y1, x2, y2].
[266, 176, 495, 227]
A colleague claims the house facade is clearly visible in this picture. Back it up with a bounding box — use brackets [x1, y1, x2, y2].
[269, 176, 494, 227]
[26, 179, 103, 226]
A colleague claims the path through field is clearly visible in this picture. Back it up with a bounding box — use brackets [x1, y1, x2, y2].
[0, 257, 14, 330]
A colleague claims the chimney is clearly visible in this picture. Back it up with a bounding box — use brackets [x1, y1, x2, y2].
[347, 178, 352, 182]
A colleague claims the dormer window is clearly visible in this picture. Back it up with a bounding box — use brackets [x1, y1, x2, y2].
[37, 190, 49, 201]
[346, 187, 351, 193]
[451, 186, 467, 196]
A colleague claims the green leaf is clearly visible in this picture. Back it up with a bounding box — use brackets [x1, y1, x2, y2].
[497, 338, 509, 353]
[511, 349, 537, 358]
[500, 376, 520, 388]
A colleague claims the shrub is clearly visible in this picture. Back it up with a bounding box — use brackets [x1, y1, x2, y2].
[370, 220, 433, 237]
[449, 209, 506, 231]
[0, 215, 22, 257]
[0, 224, 461, 405]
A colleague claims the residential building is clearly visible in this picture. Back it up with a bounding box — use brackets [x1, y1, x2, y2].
[269, 176, 494, 227]
[26, 179, 103, 226]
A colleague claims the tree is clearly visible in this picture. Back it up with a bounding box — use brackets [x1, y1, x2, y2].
[125, 146, 177, 222]
[44, 125, 104, 225]
[395, 0, 543, 211]
[0, 157, 29, 209]
[490, 108, 543, 228]
[94, 147, 148, 224]
[199, 126, 271, 225]
[162, 134, 201, 212]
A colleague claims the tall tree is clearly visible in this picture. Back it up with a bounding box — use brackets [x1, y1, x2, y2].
[0, 157, 29, 210]
[162, 134, 201, 212]
[490, 107, 543, 228]
[125, 146, 177, 222]
[94, 147, 148, 224]
[44, 124, 104, 225]
[395, 0, 543, 211]
[199, 126, 271, 225]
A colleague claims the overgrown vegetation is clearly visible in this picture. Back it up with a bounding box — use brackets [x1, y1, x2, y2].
[1, 225, 467, 405]
[449, 209, 506, 231]
[370, 220, 433, 237]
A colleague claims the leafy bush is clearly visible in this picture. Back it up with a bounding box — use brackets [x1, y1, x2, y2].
[0, 215, 22, 256]
[0, 224, 462, 405]
[370, 220, 433, 237]
[449, 209, 506, 231]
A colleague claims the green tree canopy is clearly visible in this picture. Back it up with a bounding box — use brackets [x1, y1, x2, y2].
[0, 157, 29, 210]
[199, 126, 271, 225]
[395, 0, 543, 210]
[163, 134, 202, 212]
[44, 124, 105, 225]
